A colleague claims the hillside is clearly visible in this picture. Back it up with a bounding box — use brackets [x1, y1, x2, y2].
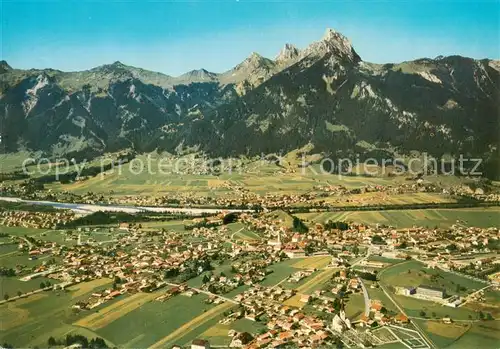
[0, 29, 498, 177]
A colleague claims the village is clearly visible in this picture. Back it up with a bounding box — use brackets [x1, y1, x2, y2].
[0, 199, 498, 349]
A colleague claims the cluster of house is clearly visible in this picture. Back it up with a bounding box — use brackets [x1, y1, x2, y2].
[408, 226, 499, 282]
[229, 286, 334, 348]
[446, 185, 500, 202]
[40, 225, 235, 295]
[0, 210, 75, 229]
[200, 273, 244, 295]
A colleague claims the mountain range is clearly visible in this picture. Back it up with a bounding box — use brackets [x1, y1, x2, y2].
[1, 29, 499, 177]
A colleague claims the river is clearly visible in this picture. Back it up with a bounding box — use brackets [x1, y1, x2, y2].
[0, 196, 251, 215]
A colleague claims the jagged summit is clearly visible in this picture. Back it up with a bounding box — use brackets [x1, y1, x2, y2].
[302, 27, 361, 63]
[243, 52, 268, 65]
[0, 60, 12, 73]
[276, 44, 300, 62]
[322, 28, 341, 41]
[228, 51, 275, 74]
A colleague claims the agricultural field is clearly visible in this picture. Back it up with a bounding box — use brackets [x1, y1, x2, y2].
[0, 287, 118, 348]
[0, 276, 55, 299]
[147, 300, 235, 349]
[88, 293, 224, 348]
[296, 207, 500, 228]
[0, 244, 17, 259]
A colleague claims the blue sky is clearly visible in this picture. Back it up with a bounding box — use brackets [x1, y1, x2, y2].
[1, 0, 499, 75]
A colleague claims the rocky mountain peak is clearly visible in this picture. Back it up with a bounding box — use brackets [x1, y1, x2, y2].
[303, 28, 361, 63]
[0, 60, 12, 74]
[245, 52, 265, 64]
[230, 52, 275, 73]
[276, 44, 300, 62]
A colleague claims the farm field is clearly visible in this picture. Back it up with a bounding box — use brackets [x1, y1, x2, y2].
[296, 207, 500, 228]
[283, 293, 305, 308]
[91, 294, 220, 348]
[0, 276, 55, 299]
[148, 300, 235, 349]
[259, 258, 335, 291]
[423, 320, 471, 348]
[0, 288, 115, 348]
